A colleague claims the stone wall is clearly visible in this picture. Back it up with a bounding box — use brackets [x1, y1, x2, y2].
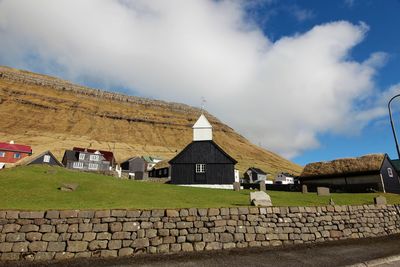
[0, 205, 399, 261]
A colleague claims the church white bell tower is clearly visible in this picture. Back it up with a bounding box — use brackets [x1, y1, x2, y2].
[193, 114, 212, 141]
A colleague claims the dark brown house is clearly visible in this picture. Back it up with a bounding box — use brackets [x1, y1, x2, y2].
[169, 114, 237, 185]
[299, 154, 400, 193]
[148, 160, 170, 178]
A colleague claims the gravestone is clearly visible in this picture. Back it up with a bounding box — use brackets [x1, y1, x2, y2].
[302, 185, 308, 194]
[59, 183, 79, 192]
[259, 180, 266, 192]
[317, 187, 330, 196]
[250, 191, 272, 207]
[233, 182, 240, 191]
[374, 195, 387, 205]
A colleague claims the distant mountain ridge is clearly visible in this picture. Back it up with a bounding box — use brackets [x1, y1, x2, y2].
[0, 65, 302, 175]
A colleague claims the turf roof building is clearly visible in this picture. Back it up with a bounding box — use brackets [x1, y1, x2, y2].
[148, 160, 170, 178]
[299, 154, 400, 194]
[17, 150, 63, 167]
[169, 114, 237, 186]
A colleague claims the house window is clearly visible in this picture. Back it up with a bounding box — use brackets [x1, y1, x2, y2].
[89, 155, 100, 161]
[88, 163, 99, 170]
[14, 153, 21, 159]
[79, 153, 85, 161]
[73, 162, 84, 169]
[388, 168, 394, 178]
[196, 164, 206, 173]
[43, 155, 50, 163]
[164, 169, 167, 175]
[0, 152, 5, 157]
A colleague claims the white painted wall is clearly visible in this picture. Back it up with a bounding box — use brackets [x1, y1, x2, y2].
[234, 169, 240, 183]
[178, 184, 234, 190]
[193, 128, 212, 141]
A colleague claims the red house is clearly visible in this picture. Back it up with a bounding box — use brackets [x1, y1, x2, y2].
[0, 141, 32, 166]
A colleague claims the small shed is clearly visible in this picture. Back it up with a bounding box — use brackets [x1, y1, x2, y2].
[299, 154, 400, 193]
[17, 150, 63, 167]
[120, 157, 147, 180]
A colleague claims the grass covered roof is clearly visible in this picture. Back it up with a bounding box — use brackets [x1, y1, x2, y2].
[301, 154, 386, 178]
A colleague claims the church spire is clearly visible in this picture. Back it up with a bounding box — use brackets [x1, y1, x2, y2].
[193, 114, 212, 141]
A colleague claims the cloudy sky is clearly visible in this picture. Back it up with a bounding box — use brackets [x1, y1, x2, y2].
[0, 0, 399, 165]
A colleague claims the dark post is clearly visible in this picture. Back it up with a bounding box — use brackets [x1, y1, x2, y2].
[388, 94, 400, 159]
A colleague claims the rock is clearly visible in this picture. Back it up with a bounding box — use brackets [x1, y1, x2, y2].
[374, 195, 387, 205]
[317, 187, 330, 196]
[233, 182, 240, 191]
[250, 191, 272, 207]
[59, 183, 79, 191]
[47, 242, 66, 252]
[259, 180, 266, 192]
[119, 247, 134, 256]
[302, 184, 308, 194]
[66, 241, 88, 252]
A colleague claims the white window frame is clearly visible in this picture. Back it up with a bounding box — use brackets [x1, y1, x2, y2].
[89, 154, 100, 161]
[196, 164, 206, 173]
[43, 155, 51, 163]
[73, 162, 84, 169]
[88, 163, 99, 170]
[0, 152, 5, 157]
[79, 153, 85, 161]
[388, 167, 394, 178]
[14, 153, 21, 159]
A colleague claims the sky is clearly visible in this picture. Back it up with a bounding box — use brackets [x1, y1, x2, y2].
[0, 0, 399, 166]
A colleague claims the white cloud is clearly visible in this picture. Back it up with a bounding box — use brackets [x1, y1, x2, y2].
[0, 0, 394, 158]
[287, 5, 315, 22]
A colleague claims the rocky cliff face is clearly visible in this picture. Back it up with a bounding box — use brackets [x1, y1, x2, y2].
[0, 66, 302, 174]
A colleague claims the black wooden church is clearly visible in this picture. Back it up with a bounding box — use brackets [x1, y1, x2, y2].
[169, 114, 237, 185]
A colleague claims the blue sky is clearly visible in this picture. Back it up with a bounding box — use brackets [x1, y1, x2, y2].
[0, 0, 399, 166]
[245, 0, 400, 165]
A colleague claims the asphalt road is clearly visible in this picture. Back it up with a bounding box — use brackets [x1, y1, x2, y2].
[3, 235, 400, 267]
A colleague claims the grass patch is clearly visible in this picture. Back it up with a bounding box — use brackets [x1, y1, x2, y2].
[1, 165, 400, 210]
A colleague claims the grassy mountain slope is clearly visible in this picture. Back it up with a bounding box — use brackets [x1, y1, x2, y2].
[0, 66, 302, 175]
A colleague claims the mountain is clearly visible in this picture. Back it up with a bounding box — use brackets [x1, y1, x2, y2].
[0, 66, 302, 175]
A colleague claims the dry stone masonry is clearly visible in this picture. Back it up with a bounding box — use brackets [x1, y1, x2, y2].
[0, 205, 400, 261]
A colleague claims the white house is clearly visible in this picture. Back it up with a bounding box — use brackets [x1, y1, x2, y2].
[275, 172, 295, 184]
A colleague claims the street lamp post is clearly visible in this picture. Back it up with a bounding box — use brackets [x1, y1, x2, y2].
[388, 94, 400, 159]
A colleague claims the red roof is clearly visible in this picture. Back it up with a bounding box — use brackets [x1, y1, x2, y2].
[73, 147, 115, 163]
[0, 142, 32, 153]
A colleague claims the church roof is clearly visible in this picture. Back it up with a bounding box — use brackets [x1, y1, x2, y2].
[193, 114, 212, 129]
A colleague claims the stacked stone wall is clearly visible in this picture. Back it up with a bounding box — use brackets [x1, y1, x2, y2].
[0, 205, 399, 261]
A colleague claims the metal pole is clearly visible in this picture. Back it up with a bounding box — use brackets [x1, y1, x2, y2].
[388, 94, 400, 159]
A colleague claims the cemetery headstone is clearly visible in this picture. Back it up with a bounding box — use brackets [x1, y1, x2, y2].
[317, 187, 330, 196]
